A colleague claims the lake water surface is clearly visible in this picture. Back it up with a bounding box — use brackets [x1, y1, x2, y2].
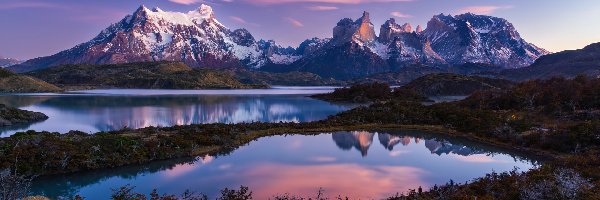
[0, 87, 352, 137]
[30, 130, 538, 199]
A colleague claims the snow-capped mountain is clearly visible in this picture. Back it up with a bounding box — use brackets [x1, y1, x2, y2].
[274, 11, 391, 79]
[273, 11, 548, 79]
[11, 5, 299, 73]
[422, 13, 549, 68]
[0, 57, 21, 68]
[11, 6, 548, 79]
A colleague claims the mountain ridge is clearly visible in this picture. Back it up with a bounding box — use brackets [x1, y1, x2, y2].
[10, 5, 548, 80]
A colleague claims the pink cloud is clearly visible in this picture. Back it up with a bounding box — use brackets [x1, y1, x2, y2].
[242, 0, 413, 5]
[241, 163, 429, 199]
[230, 16, 260, 27]
[307, 6, 339, 11]
[390, 11, 412, 18]
[286, 17, 305, 27]
[457, 5, 513, 15]
[168, 0, 203, 5]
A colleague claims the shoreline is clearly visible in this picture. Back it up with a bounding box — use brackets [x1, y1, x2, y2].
[1, 122, 555, 178]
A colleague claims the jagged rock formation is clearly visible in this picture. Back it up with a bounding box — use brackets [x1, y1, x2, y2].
[275, 11, 547, 79]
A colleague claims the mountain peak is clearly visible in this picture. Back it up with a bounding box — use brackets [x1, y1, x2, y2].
[197, 4, 214, 18]
[416, 25, 423, 33]
[355, 11, 376, 43]
[401, 23, 412, 32]
[152, 7, 163, 12]
[357, 11, 372, 24]
[134, 5, 151, 16]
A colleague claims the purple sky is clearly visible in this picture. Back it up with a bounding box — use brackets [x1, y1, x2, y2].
[1, 0, 599, 60]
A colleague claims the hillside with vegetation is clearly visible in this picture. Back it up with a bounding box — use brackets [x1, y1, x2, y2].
[25, 62, 266, 89]
[402, 73, 514, 96]
[228, 69, 344, 86]
[0, 68, 62, 93]
[496, 42, 600, 81]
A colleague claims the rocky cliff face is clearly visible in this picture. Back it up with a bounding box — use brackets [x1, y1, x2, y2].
[282, 11, 390, 79]
[379, 18, 445, 66]
[11, 5, 299, 73]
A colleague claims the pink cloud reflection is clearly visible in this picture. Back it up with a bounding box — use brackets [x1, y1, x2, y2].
[452, 154, 509, 163]
[241, 163, 429, 199]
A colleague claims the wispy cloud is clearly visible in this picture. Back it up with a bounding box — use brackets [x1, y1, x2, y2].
[0, 2, 69, 10]
[307, 5, 339, 11]
[243, 0, 413, 5]
[285, 17, 305, 27]
[168, 0, 203, 5]
[230, 16, 260, 27]
[457, 5, 513, 15]
[390, 11, 412, 18]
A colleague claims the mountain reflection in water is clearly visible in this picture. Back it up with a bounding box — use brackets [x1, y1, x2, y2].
[31, 131, 537, 200]
[0, 93, 354, 136]
[333, 131, 485, 157]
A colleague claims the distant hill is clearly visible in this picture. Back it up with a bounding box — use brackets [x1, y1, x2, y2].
[229, 69, 344, 86]
[26, 62, 265, 89]
[402, 73, 514, 96]
[0, 68, 62, 93]
[352, 66, 446, 85]
[497, 43, 600, 81]
[350, 63, 504, 86]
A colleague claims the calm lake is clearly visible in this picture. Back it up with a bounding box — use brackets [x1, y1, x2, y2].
[0, 87, 352, 137]
[30, 130, 538, 199]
